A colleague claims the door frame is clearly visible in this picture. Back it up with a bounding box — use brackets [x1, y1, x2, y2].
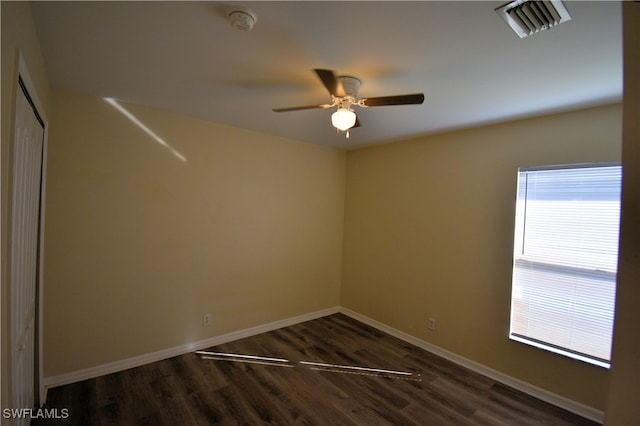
[11, 52, 49, 406]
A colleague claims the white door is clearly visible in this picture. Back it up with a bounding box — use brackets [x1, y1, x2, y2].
[10, 78, 44, 421]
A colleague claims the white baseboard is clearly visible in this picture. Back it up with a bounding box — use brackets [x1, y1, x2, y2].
[338, 307, 604, 424]
[43, 306, 340, 390]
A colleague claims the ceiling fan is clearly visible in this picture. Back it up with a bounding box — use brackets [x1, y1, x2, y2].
[273, 69, 425, 138]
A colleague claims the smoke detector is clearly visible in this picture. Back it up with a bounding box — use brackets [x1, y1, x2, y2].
[228, 8, 257, 32]
[496, 0, 571, 38]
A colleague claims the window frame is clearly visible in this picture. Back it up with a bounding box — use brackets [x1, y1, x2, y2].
[508, 162, 622, 369]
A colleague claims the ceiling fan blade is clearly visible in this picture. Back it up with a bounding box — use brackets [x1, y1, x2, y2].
[360, 93, 425, 107]
[272, 104, 331, 112]
[353, 115, 362, 128]
[314, 69, 346, 98]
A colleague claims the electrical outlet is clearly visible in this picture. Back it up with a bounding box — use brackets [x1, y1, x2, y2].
[428, 318, 436, 331]
[202, 313, 212, 327]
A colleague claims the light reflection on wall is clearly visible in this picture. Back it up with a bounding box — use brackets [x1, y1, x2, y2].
[104, 97, 187, 162]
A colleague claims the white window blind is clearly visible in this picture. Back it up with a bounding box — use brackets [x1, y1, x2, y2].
[509, 163, 622, 368]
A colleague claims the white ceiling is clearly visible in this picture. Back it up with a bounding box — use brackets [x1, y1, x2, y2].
[31, 1, 622, 149]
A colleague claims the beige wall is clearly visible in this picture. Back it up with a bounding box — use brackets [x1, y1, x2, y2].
[1, 1, 51, 413]
[341, 104, 622, 410]
[42, 90, 346, 376]
[605, 3, 640, 424]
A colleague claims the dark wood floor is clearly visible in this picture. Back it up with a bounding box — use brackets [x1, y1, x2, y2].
[36, 314, 598, 425]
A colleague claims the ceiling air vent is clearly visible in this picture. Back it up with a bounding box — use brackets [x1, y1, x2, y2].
[495, 0, 571, 38]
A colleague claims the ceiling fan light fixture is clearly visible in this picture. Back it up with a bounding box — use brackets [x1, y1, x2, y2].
[331, 108, 356, 131]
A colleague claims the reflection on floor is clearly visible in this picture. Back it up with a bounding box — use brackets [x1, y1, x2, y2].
[196, 350, 421, 381]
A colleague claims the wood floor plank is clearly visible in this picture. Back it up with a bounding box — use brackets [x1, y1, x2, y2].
[34, 314, 599, 425]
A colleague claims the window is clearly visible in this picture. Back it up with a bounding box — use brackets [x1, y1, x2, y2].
[509, 163, 622, 368]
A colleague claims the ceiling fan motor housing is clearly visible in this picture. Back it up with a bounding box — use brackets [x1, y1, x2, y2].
[339, 76, 361, 100]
